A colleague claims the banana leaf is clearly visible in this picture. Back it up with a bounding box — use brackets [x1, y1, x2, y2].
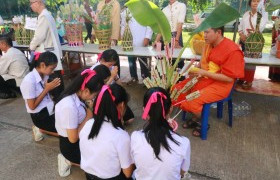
[265, 0, 280, 12]
[125, 0, 171, 43]
[192, 3, 240, 34]
[172, 3, 240, 75]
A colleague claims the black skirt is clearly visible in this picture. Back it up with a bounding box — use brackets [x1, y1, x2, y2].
[59, 136, 80, 164]
[85, 171, 133, 180]
[30, 107, 57, 133]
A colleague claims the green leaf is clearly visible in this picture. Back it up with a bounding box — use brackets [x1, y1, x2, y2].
[192, 3, 240, 34]
[265, 0, 280, 12]
[125, 0, 171, 43]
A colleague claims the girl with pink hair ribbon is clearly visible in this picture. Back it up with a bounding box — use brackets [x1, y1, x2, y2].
[130, 87, 191, 180]
[54, 69, 104, 177]
[79, 84, 135, 180]
[20, 51, 61, 142]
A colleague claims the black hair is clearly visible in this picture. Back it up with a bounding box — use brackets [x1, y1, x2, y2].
[212, 26, 224, 36]
[100, 49, 119, 64]
[0, 36, 13, 47]
[88, 84, 129, 139]
[55, 69, 104, 104]
[93, 64, 111, 81]
[248, 0, 252, 6]
[143, 87, 179, 160]
[29, 51, 58, 71]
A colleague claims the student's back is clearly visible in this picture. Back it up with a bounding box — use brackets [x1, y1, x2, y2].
[131, 130, 190, 180]
[80, 118, 131, 178]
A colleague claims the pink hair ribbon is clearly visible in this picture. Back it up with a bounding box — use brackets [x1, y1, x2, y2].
[81, 69, 97, 90]
[142, 92, 167, 120]
[34, 52, 41, 61]
[94, 85, 120, 119]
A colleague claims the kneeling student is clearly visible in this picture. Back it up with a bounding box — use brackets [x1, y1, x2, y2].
[55, 69, 104, 177]
[20, 51, 61, 141]
[131, 87, 191, 180]
[79, 84, 134, 180]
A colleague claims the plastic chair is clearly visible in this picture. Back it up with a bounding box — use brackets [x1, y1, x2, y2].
[182, 85, 235, 140]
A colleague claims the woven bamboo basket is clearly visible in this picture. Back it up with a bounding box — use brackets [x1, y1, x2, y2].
[65, 23, 83, 47]
[14, 24, 34, 45]
[95, 28, 111, 50]
[122, 25, 133, 51]
[244, 12, 265, 58]
[244, 33, 265, 58]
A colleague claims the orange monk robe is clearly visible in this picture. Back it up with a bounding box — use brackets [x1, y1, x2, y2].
[173, 38, 245, 113]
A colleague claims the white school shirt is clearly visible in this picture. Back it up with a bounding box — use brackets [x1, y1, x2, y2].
[120, 9, 153, 47]
[162, 1, 187, 32]
[20, 68, 53, 114]
[238, 11, 268, 36]
[0, 47, 29, 86]
[79, 119, 133, 178]
[55, 93, 86, 137]
[131, 131, 191, 180]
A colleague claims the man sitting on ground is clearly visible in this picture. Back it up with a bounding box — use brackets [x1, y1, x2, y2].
[0, 36, 29, 99]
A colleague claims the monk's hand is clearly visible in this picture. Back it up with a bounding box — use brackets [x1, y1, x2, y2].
[190, 69, 207, 78]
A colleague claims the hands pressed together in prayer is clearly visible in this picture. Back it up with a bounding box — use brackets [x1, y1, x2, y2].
[45, 78, 61, 92]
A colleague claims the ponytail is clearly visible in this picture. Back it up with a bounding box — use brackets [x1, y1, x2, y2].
[29, 51, 58, 71]
[143, 87, 180, 160]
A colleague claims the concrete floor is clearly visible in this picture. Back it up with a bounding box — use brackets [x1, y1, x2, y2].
[0, 58, 280, 180]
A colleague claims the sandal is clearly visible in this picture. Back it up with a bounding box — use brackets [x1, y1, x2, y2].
[192, 123, 210, 137]
[182, 120, 199, 129]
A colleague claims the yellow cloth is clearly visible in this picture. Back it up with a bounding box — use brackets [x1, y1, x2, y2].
[189, 43, 220, 74]
[190, 32, 205, 55]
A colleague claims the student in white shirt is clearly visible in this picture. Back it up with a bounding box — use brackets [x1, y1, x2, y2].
[154, 0, 186, 48]
[131, 87, 191, 180]
[55, 69, 104, 177]
[20, 51, 61, 141]
[0, 36, 29, 99]
[238, 0, 268, 89]
[79, 84, 135, 180]
[91, 49, 135, 125]
[90, 49, 120, 84]
[29, 0, 64, 100]
[121, 8, 153, 85]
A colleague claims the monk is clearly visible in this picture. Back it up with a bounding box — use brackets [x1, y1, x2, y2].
[173, 26, 245, 137]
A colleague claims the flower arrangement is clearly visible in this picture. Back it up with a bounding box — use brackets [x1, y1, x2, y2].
[59, 0, 85, 46]
[82, 2, 113, 49]
[12, 15, 34, 45]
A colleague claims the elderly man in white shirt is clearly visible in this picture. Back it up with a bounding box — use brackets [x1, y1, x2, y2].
[154, 0, 186, 48]
[0, 36, 29, 99]
[121, 8, 153, 84]
[29, 0, 64, 100]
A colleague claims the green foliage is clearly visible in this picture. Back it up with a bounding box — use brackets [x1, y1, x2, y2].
[125, 0, 171, 43]
[192, 3, 240, 34]
[265, 0, 280, 12]
[188, 0, 211, 12]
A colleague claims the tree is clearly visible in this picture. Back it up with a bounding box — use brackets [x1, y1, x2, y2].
[188, 0, 212, 12]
